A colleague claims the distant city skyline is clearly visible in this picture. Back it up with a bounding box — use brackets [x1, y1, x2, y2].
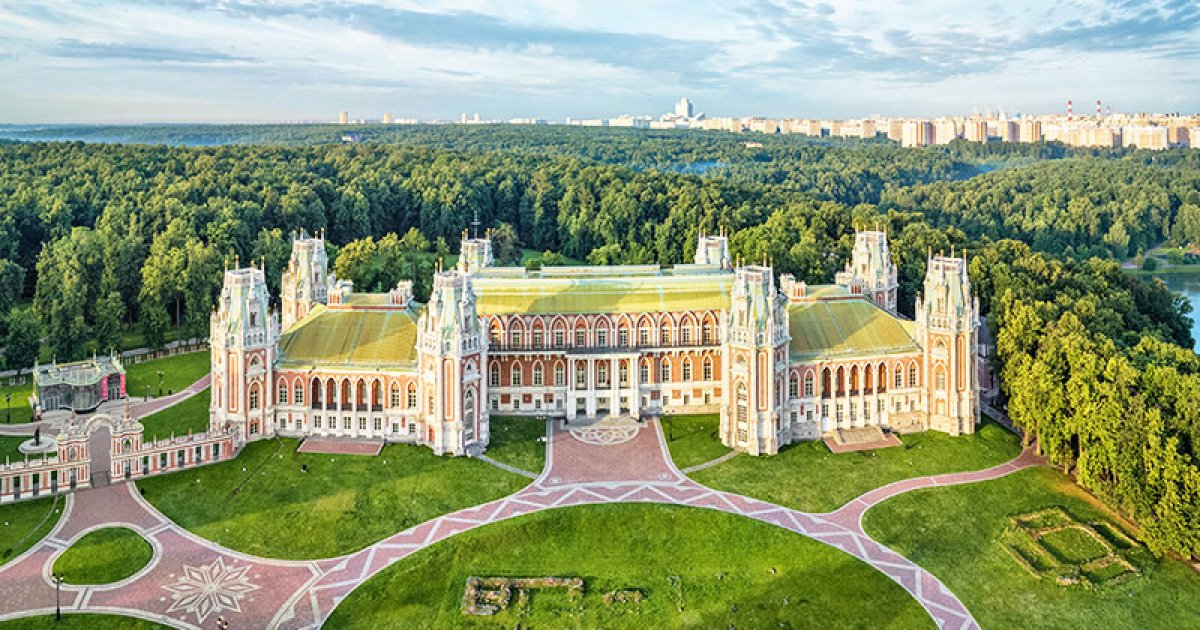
[1, 1, 1198, 124]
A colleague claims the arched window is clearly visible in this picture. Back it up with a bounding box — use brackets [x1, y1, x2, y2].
[511, 363, 523, 387]
[407, 383, 417, 408]
[489, 324, 501, 346]
[789, 373, 799, 397]
[575, 328, 587, 347]
[510, 328, 522, 348]
[533, 328, 544, 348]
[597, 362, 609, 387]
[661, 323, 672, 345]
[554, 328, 565, 348]
[618, 362, 629, 386]
[681, 320, 693, 344]
[639, 322, 651, 346]
[936, 366, 946, 390]
[703, 357, 714, 381]
[248, 385, 260, 410]
[640, 361, 650, 384]
[895, 365, 904, 388]
[909, 363, 919, 387]
[533, 363, 544, 386]
[702, 321, 714, 344]
[390, 383, 401, 408]
[803, 372, 814, 397]
[554, 362, 565, 386]
[619, 326, 629, 347]
[682, 359, 692, 381]
[294, 381, 304, 405]
[490, 363, 501, 387]
[576, 361, 587, 387]
[597, 327, 609, 347]
[278, 380, 289, 405]
[660, 360, 671, 383]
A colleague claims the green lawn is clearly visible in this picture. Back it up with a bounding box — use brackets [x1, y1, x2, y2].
[326, 504, 934, 629]
[0, 495, 63, 563]
[136, 438, 528, 559]
[690, 419, 1022, 513]
[484, 415, 546, 474]
[124, 351, 209, 399]
[53, 527, 153, 585]
[662, 414, 731, 469]
[0, 381, 34, 424]
[864, 466, 1200, 629]
[0, 614, 169, 629]
[139, 388, 210, 442]
[0, 435, 30, 462]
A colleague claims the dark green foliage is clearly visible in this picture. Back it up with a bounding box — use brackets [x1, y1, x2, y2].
[3, 309, 40, 371]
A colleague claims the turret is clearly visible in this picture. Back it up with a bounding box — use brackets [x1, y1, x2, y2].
[694, 233, 732, 270]
[281, 230, 329, 330]
[210, 266, 279, 445]
[416, 269, 488, 455]
[721, 265, 791, 455]
[835, 230, 899, 313]
[458, 234, 494, 274]
[915, 253, 980, 436]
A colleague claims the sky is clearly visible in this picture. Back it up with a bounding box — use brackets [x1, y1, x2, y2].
[1, 0, 1198, 123]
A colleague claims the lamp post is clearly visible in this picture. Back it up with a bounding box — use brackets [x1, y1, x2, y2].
[146, 385, 150, 402]
[157, 369, 164, 397]
[5, 392, 9, 424]
[52, 573, 64, 621]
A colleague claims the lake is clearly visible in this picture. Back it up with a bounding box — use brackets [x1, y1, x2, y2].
[1158, 271, 1200, 350]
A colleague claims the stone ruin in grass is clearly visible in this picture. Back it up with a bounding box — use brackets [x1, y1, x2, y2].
[1001, 506, 1145, 589]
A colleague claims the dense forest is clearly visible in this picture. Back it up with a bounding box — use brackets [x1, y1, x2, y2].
[0, 126, 1198, 557]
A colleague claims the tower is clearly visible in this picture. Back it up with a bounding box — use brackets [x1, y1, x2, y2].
[915, 253, 980, 436]
[280, 230, 329, 331]
[457, 234, 494, 274]
[836, 230, 899, 313]
[210, 266, 279, 446]
[693, 233, 732, 269]
[416, 269, 488, 455]
[720, 265, 790, 455]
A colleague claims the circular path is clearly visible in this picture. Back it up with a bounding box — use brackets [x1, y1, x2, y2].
[0, 417, 1043, 629]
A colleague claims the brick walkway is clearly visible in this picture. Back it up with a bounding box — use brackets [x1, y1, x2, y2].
[0, 416, 1045, 629]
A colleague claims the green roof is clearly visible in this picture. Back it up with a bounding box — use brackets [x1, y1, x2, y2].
[472, 267, 735, 316]
[277, 304, 419, 370]
[788, 298, 919, 361]
[341, 293, 391, 307]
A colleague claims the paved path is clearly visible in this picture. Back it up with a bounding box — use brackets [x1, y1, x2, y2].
[680, 448, 740, 473]
[0, 417, 1045, 629]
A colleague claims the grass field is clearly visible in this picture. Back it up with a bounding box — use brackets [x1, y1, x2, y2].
[139, 389, 210, 442]
[689, 419, 1021, 513]
[53, 527, 153, 585]
[124, 351, 208, 399]
[136, 438, 528, 559]
[661, 414, 731, 469]
[484, 415, 546, 474]
[0, 495, 63, 563]
[0, 435, 31, 462]
[864, 466, 1200, 629]
[0, 614, 168, 629]
[0, 381, 34, 424]
[326, 504, 934, 629]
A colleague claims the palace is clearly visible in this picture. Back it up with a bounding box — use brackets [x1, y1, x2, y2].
[209, 230, 980, 456]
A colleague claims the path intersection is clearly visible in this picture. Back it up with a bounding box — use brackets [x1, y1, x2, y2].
[0, 412, 1042, 629]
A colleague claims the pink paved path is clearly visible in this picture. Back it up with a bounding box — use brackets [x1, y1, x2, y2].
[0, 418, 1042, 629]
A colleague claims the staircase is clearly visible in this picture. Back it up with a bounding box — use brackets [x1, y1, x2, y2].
[90, 471, 110, 489]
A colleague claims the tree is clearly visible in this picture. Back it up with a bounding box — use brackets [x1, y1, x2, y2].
[489, 222, 522, 265]
[3, 309, 40, 371]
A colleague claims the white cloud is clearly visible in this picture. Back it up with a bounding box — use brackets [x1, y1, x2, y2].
[0, 0, 1195, 122]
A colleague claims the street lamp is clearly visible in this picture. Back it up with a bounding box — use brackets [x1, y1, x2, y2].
[157, 369, 164, 397]
[5, 392, 10, 424]
[52, 573, 64, 621]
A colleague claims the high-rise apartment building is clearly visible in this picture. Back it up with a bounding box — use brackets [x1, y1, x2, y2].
[1018, 119, 1042, 143]
[902, 121, 934, 147]
[382, 112, 393, 124]
[338, 111, 349, 125]
[675, 97, 693, 118]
